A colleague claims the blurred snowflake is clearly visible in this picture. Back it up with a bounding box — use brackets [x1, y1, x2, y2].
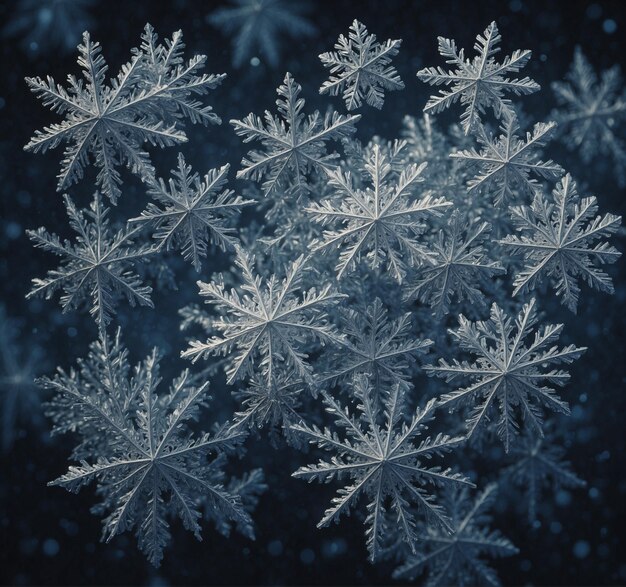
[2, 0, 96, 56]
[209, 0, 317, 68]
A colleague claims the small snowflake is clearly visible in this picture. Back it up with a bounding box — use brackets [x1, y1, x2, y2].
[319, 19, 404, 110]
[417, 21, 539, 134]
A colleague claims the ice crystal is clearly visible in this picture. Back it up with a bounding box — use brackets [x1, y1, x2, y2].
[130, 153, 253, 270]
[27, 193, 154, 331]
[307, 143, 451, 281]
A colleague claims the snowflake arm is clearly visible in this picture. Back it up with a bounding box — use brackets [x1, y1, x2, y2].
[27, 193, 154, 331]
[24, 24, 225, 203]
[292, 376, 471, 562]
[451, 117, 563, 206]
[130, 153, 253, 270]
[499, 173, 622, 312]
[182, 247, 346, 384]
[319, 19, 404, 111]
[231, 73, 360, 198]
[417, 21, 539, 134]
[307, 143, 451, 281]
[427, 299, 586, 451]
[404, 211, 505, 316]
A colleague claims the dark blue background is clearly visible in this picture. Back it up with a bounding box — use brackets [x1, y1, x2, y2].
[1, 0, 625, 584]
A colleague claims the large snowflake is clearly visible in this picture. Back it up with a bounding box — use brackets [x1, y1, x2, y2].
[43, 331, 264, 566]
[182, 248, 345, 384]
[24, 24, 225, 203]
[292, 376, 470, 562]
[500, 173, 621, 313]
[427, 299, 586, 451]
[307, 143, 451, 282]
[417, 21, 539, 134]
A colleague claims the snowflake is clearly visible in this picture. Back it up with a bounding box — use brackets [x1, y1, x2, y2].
[182, 247, 346, 384]
[130, 153, 253, 271]
[318, 298, 432, 391]
[2, 0, 95, 55]
[451, 117, 563, 206]
[292, 376, 470, 562]
[230, 371, 306, 448]
[404, 211, 505, 317]
[307, 143, 451, 282]
[25, 23, 225, 203]
[393, 484, 518, 586]
[417, 21, 539, 134]
[319, 19, 404, 111]
[504, 430, 586, 523]
[27, 192, 154, 331]
[41, 331, 263, 566]
[427, 299, 586, 451]
[208, 0, 317, 68]
[499, 173, 622, 313]
[552, 47, 626, 186]
[231, 72, 360, 199]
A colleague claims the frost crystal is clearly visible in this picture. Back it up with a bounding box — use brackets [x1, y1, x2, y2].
[25, 24, 225, 203]
[319, 19, 404, 111]
[130, 154, 253, 270]
[417, 21, 539, 134]
[292, 376, 471, 562]
[404, 211, 505, 317]
[318, 299, 432, 391]
[428, 299, 586, 451]
[504, 430, 586, 523]
[500, 174, 621, 313]
[393, 484, 518, 586]
[2, 0, 95, 55]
